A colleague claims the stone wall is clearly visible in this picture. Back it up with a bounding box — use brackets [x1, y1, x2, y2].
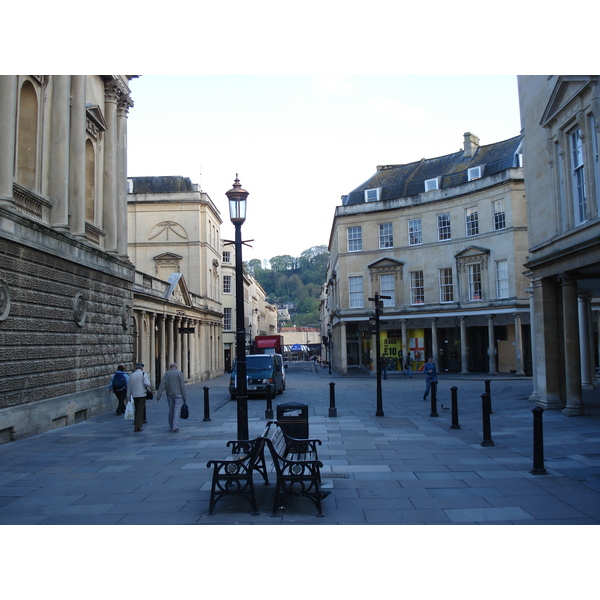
[0, 212, 134, 441]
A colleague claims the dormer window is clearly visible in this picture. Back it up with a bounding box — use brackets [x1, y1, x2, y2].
[424, 177, 439, 192]
[364, 188, 380, 202]
[468, 166, 484, 181]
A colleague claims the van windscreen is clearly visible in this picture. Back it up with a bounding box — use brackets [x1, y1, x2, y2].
[246, 356, 272, 371]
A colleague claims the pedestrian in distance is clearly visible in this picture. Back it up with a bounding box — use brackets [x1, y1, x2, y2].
[423, 357, 438, 400]
[108, 364, 129, 415]
[403, 352, 413, 378]
[156, 362, 187, 432]
[126, 362, 151, 432]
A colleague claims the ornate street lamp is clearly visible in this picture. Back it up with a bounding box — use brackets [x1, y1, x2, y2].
[226, 175, 250, 440]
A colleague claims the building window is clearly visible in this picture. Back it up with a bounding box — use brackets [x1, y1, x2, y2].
[408, 218, 422, 245]
[365, 188, 380, 202]
[467, 263, 482, 301]
[437, 213, 451, 241]
[223, 275, 232, 294]
[465, 207, 479, 237]
[348, 276, 364, 308]
[495, 259, 509, 298]
[223, 308, 232, 331]
[348, 226, 362, 252]
[439, 268, 454, 303]
[17, 80, 39, 191]
[468, 165, 484, 181]
[380, 274, 395, 306]
[571, 127, 587, 225]
[425, 177, 439, 192]
[591, 115, 600, 215]
[410, 271, 424, 304]
[223, 251, 231, 264]
[379, 223, 393, 249]
[493, 199, 506, 230]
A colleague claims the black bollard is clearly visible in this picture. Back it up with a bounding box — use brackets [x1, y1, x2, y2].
[329, 381, 337, 417]
[265, 384, 274, 420]
[530, 406, 547, 474]
[429, 381, 439, 417]
[203, 386, 211, 421]
[450, 386, 460, 429]
[484, 379, 493, 414]
[480, 392, 495, 446]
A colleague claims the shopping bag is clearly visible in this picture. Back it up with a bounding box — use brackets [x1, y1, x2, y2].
[180, 401, 189, 420]
[124, 399, 134, 420]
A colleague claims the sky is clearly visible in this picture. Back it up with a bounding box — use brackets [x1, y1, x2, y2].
[126, 74, 522, 263]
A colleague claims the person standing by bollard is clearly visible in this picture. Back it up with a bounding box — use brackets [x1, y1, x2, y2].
[108, 364, 129, 415]
[126, 362, 151, 432]
[403, 352, 413, 378]
[423, 357, 438, 400]
[156, 362, 187, 433]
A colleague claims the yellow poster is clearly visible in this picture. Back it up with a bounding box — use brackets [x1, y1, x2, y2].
[380, 331, 401, 371]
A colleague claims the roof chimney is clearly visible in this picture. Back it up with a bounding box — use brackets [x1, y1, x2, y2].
[463, 132, 480, 158]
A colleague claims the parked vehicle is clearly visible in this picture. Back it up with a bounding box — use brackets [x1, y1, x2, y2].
[253, 335, 283, 355]
[229, 353, 286, 399]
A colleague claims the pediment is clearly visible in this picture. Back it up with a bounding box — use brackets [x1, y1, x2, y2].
[367, 257, 404, 270]
[540, 76, 595, 127]
[86, 104, 107, 132]
[164, 273, 191, 306]
[455, 246, 490, 259]
[154, 252, 183, 261]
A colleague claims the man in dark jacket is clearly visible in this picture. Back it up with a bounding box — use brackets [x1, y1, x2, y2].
[156, 362, 187, 432]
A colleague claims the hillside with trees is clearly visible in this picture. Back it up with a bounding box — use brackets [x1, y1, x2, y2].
[245, 245, 329, 326]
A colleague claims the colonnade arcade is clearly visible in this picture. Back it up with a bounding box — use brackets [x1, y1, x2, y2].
[133, 310, 222, 388]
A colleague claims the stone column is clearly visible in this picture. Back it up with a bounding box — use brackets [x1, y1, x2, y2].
[189, 319, 197, 380]
[514, 312, 525, 376]
[339, 322, 347, 375]
[487, 314, 497, 374]
[158, 314, 166, 380]
[459, 316, 468, 374]
[102, 80, 119, 253]
[117, 93, 133, 258]
[588, 303, 598, 387]
[527, 286, 539, 401]
[578, 293, 594, 390]
[561, 276, 584, 415]
[401, 319, 408, 365]
[166, 315, 174, 366]
[430, 317, 438, 364]
[0, 76, 17, 202]
[175, 316, 182, 368]
[149, 312, 156, 388]
[69, 75, 86, 237]
[48, 75, 71, 229]
[182, 318, 189, 379]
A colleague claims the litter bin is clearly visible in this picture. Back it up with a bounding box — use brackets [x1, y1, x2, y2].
[276, 401, 309, 439]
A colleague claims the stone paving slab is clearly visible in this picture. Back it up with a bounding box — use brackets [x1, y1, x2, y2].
[1, 365, 599, 528]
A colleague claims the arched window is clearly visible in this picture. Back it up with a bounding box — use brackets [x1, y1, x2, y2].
[16, 80, 38, 190]
[85, 138, 96, 222]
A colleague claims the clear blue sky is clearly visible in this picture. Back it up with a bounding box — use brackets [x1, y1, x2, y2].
[126, 75, 522, 263]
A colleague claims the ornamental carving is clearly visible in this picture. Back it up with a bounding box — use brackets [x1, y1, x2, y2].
[0, 279, 10, 321]
[73, 293, 87, 327]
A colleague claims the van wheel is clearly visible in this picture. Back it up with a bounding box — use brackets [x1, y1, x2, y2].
[230, 394, 236, 400]
[277, 387, 283, 395]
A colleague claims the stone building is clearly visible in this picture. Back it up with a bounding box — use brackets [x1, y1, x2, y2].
[127, 176, 225, 385]
[0, 75, 136, 442]
[518, 75, 600, 414]
[323, 132, 530, 376]
[221, 243, 277, 370]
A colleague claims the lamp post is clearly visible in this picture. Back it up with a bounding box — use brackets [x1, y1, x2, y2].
[369, 292, 391, 417]
[226, 175, 249, 440]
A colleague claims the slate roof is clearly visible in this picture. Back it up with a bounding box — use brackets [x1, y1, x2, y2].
[129, 176, 195, 194]
[343, 135, 523, 205]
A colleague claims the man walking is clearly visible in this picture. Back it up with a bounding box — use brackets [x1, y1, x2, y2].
[126, 362, 151, 432]
[156, 362, 187, 432]
[423, 357, 438, 400]
[108, 364, 129, 415]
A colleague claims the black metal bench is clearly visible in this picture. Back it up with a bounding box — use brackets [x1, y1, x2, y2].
[206, 436, 269, 516]
[262, 421, 330, 517]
